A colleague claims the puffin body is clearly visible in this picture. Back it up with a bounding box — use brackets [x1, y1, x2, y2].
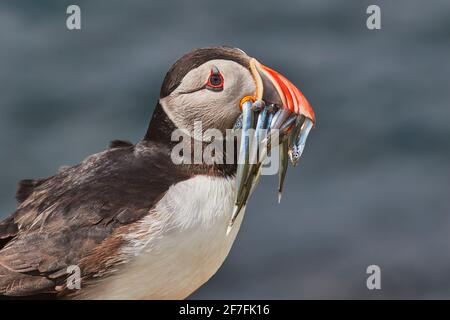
[0, 47, 315, 299]
[0, 107, 242, 299]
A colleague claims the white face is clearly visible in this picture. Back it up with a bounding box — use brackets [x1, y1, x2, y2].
[159, 59, 256, 134]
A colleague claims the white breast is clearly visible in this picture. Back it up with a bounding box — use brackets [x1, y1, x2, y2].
[78, 175, 244, 300]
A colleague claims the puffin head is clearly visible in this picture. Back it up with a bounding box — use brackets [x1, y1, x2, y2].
[145, 47, 317, 230]
[157, 46, 315, 134]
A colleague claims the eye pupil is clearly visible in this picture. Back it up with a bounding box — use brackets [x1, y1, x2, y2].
[206, 66, 224, 91]
[210, 75, 222, 86]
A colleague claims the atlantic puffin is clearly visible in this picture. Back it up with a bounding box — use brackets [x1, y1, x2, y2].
[0, 47, 315, 299]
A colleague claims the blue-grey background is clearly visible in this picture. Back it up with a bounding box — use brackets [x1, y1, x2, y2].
[1, 0, 449, 299]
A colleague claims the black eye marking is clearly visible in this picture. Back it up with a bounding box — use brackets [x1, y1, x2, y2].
[206, 66, 224, 92]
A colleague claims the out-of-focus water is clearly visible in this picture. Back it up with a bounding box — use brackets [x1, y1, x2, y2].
[1, 0, 449, 298]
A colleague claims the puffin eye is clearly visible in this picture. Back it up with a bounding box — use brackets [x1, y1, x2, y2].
[206, 66, 224, 92]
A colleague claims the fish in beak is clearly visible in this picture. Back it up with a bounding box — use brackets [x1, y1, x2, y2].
[227, 58, 316, 234]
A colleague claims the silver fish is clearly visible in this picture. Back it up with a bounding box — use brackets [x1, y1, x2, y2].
[278, 138, 289, 203]
[289, 118, 313, 166]
[229, 100, 254, 231]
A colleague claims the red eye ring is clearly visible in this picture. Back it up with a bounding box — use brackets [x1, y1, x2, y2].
[206, 67, 224, 91]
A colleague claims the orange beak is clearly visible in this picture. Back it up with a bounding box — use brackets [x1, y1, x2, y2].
[250, 58, 316, 124]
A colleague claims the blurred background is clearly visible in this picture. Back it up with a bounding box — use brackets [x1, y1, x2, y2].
[1, 0, 449, 299]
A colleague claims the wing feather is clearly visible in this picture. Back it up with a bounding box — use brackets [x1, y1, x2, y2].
[0, 141, 189, 297]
